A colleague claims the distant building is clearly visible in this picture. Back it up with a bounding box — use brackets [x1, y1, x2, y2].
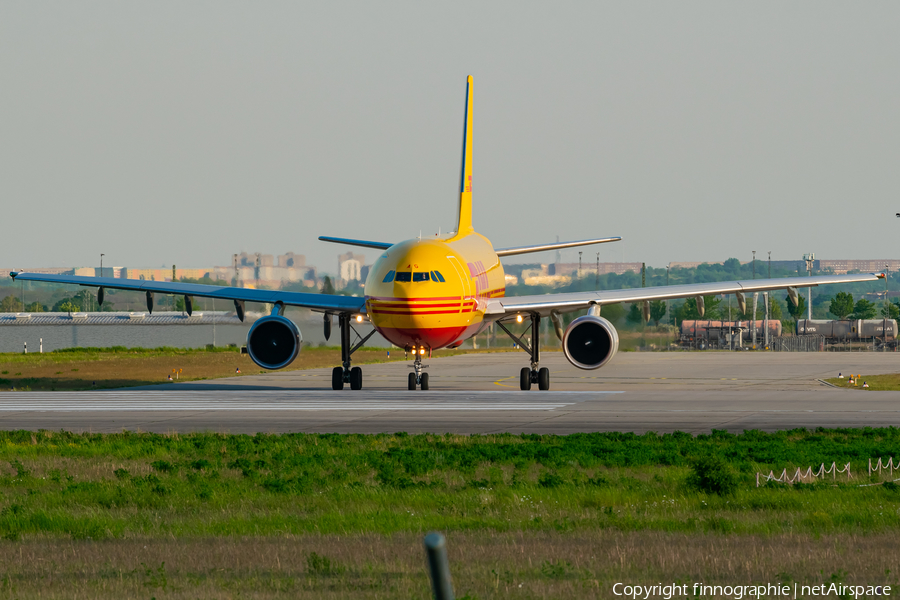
[816, 259, 900, 275]
[338, 252, 365, 287]
[226, 252, 317, 288]
[549, 262, 642, 277]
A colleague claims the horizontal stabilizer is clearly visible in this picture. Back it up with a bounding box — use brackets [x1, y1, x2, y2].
[318, 236, 393, 250]
[495, 236, 621, 257]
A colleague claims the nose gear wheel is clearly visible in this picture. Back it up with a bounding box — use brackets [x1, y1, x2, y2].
[407, 351, 430, 390]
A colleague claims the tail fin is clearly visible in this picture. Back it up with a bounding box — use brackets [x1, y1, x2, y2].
[453, 75, 474, 238]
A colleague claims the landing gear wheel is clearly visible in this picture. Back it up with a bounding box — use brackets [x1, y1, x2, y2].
[538, 367, 550, 391]
[420, 372, 429, 390]
[520, 367, 532, 391]
[332, 366, 344, 390]
[349, 366, 363, 390]
[408, 372, 417, 390]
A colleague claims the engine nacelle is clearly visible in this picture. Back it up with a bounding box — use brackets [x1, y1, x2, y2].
[245, 315, 302, 370]
[562, 315, 619, 370]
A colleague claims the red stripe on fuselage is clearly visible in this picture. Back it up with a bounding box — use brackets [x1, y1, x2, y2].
[372, 302, 473, 309]
[369, 308, 475, 315]
[367, 296, 465, 302]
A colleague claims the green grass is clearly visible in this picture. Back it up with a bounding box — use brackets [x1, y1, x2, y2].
[826, 373, 900, 391]
[0, 428, 894, 540]
[0, 429, 895, 598]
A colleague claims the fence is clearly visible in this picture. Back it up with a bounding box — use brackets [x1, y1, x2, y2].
[771, 335, 825, 352]
[756, 462, 852, 486]
[869, 457, 900, 478]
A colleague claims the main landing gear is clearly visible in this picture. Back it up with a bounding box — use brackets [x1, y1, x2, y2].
[330, 312, 377, 390]
[496, 314, 550, 391]
[407, 347, 430, 390]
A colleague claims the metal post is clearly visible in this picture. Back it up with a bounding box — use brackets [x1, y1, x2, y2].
[666, 265, 670, 348]
[804, 253, 815, 320]
[424, 532, 455, 600]
[40, 338, 42, 354]
[751, 292, 758, 348]
[23, 342, 27, 354]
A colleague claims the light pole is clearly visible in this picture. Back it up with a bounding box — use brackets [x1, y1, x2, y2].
[752, 251, 756, 280]
[803, 252, 815, 320]
[578, 252, 582, 280]
[666, 264, 670, 330]
[100, 253, 104, 278]
[595, 252, 600, 287]
[767, 251, 771, 279]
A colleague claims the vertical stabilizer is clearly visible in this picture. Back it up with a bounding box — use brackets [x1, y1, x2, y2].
[453, 75, 474, 238]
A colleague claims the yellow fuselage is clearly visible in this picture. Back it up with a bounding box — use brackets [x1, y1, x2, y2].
[364, 232, 505, 350]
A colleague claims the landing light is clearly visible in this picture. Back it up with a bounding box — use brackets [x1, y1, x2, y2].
[516, 314, 523, 323]
[356, 315, 363, 323]
[420, 347, 426, 355]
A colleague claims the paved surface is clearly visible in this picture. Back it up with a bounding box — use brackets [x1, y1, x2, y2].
[0, 351, 898, 434]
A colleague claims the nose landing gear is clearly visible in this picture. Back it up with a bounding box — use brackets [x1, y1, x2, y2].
[330, 312, 376, 390]
[497, 314, 550, 391]
[406, 346, 430, 390]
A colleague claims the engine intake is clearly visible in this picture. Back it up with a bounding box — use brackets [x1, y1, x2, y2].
[563, 315, 619, 370]
[246, 315, 302, 370]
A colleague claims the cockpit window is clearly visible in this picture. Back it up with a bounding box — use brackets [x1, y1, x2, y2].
[382, 270, 395, 283]
[432, 270, 446, 283]
[412, 272, 430, 282]
[394, 271, 412, 282]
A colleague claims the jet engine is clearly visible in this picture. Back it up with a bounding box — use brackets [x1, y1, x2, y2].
[245, 315, 302, 370]
[562, 314, 619, 370]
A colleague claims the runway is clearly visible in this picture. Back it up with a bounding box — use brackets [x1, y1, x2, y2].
[1, 351, 899, 434]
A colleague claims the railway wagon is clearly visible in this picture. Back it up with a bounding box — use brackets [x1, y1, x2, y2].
[681, 320, 782, 343]
[796, 319, 896, 340]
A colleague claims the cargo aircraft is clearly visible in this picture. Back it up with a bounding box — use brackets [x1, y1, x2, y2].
[11, 76, 883, 391]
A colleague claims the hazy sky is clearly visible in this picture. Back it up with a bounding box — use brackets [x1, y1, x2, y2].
[2, 3, 899, 274]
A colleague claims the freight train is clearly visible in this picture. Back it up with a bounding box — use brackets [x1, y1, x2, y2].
[680, 320, 782, 349]
[796, 319, 897, 347]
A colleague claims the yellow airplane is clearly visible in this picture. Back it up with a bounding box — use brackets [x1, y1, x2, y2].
[11, 76, 884, 391]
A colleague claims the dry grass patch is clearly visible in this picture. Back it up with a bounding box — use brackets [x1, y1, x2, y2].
[0, 532, 893, 599]
[0, 346, 501, 391]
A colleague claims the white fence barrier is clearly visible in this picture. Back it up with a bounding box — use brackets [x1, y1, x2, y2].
[869, 457, 899, 478]
[756, 462, 852, 487]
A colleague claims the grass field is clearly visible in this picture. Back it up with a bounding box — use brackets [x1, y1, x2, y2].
[0, 331, 673, 392]
[826, 373, 900, 391]
[0, 345, 504, 391]
[0, 429, 894, 597]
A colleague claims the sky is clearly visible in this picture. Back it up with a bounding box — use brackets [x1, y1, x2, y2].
[2, 2, 899, 275]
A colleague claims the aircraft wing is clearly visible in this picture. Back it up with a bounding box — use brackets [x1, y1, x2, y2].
[495, 236, 621, 257]
[8, 272, 366, 314]
[484, 272, 883, 317]
[318, 236, 393, 250]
